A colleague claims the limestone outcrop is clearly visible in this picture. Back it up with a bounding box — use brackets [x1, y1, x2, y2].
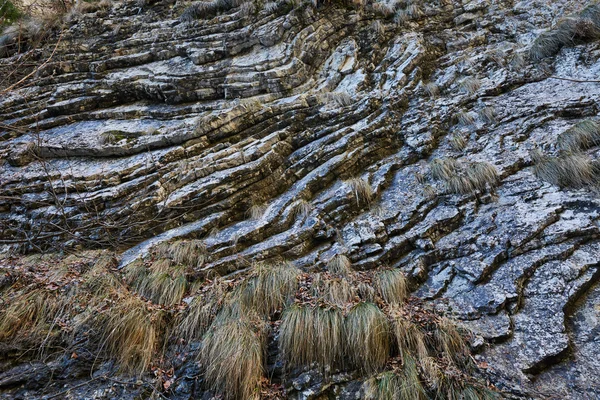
[2, 0, 600, 398]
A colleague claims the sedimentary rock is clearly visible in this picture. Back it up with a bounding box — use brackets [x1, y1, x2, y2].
[2, 0, 600, 398]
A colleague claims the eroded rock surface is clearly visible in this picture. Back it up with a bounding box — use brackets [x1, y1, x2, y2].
[2, 0, 600, 398]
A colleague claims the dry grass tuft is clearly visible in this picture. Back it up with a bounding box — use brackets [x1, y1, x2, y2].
[530, 11, 600, 60]
[327, 254, 352, 275]
[177, 280, 226, 342]
[154, 239, 206, 269]
[458, 77, 481, 94]
[424, 82, 440, 98]
[346, 302, 390, 373]
[0, 288, 62, 343]
[125, 258, 188, 306]
[373, 269, 407, 305]
[279, 304, 345, 371]
[200, 312, 266, 400]
[180, 0, 246, 22]
[479, 106, 497, 124]
[450, 133, 468, 151]
[247, 201, 267, 220]
[434, 318, 469, 366]
[365, 359, 426, 400]
[392, 315, 429, 363]
[532, 150, 596, 188]
[290, 198, 312, 219]
[99, 295, 165, 375]
[557, 120, 600, 152]
[457, 111, 476, 126]
[311, 274, 355, 307]
[236, 262, 300, 317]
[431, 158, 499, 194]
[345, 177, 374, 206]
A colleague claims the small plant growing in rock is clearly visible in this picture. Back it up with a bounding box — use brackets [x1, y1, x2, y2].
[424, 82, 440, 98]
[557, 119, 600, 152]
[247, 200, 267, 220]
[200, 311, 267, 400]
[458, 77, 481, 94]
[290, 198, 312, 219]
[450, 133, 468, 151]
[346, 302, 391, 373]
[479, 106, 497, 124]
[327, 253, 352, 275]
[531, 149, 596, 188]
[345, 177, 374, 206]
[457, 110, 476, 126]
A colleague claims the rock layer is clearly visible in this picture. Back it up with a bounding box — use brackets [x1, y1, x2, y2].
[2, 0, 600, 398]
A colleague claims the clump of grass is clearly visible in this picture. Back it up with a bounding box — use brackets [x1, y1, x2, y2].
[345, 177, 374, 206]
[263, 1, 279, 13]
[532, 150, 596, 188]
[200, 313, 266, 400]
[530, 14, 600, 60]
[430, 158, 460, 182]
[458, 77, 481, 94]
[0, 288, 62, 343]
[434, 318, 469, 366]
[373, 269, 407, 305]
[125, 258, 188, 306]
[394, 8, 408, 25]
[372, 1, 395, 17]
[345, 302, 390, 373]
[99, 296, 165, 375]
[82, 257, 122, 297]
[557, 120, 600, 152]
[406, 3, 422, 18]
[457, 110, 476, 126]
[398, 355, 427, 399]
[155, 239, 206, 268]
[327, 254, 352, 275]
[392, 315, 428, 363]
[236, 262, 300, 317]
[290, 198, 312, 219]
[450, 133, 468, 151]
[357, 282, 376, 302]
[279, 304, 345, 371]
[180, 0, 245, 22]
[177, 280, 226, 342]
[372, 20, 385, 36]
[365, 360, 426, 400]
[424, 82, 440, 98]
[431, 158, 499, 195]
[479, 106, 497, 124]
[312, 274, 355, 307]
[247, 201, 267, 220]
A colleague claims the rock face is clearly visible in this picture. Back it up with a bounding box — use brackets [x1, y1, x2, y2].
[2, 0, 600, 398]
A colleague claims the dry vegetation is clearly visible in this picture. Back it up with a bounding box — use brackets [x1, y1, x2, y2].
[0, 238, 498, 399]
[530, 4, 600, 61]
[430, 157, 499, 195]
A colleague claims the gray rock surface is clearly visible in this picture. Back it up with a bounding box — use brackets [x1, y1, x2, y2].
[2, 0, 600, 398]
